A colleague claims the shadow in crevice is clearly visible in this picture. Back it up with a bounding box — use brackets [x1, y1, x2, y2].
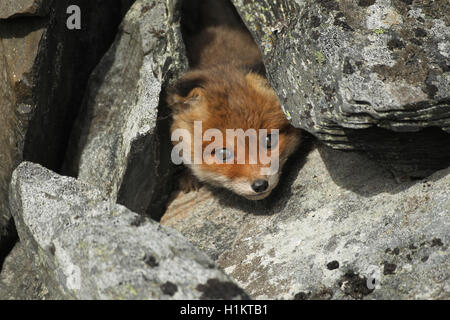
[181, 0, 248, 67]
[317, 144, 401, 197]
[61, 30, 122, 179]
[318, 127, 450, 197]
[0, 219, 17, 274]
[117, 89, 180, 222]
[343, 126, 450, 180]
[0, 16, 48, 39]
[26, 0, 134, 175]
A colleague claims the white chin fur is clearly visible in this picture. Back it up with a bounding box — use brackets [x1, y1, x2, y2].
[190, 165, 279, 200]
[242, 191, 272, 200]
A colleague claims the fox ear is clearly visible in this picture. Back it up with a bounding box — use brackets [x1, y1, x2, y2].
[167, 76, 205, 111]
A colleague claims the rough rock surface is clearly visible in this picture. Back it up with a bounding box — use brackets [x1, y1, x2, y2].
[0, 242, 53, 300]
[9, 162, 249, 300]
[0, 0, 51, 19]
[0, 4, 45, 251]
[2, 0, 448, 301]
[162, 143, 449, 299]
[0, 0, 132, 251]
[64, 0, 188, 220]
[231, 0, 450, 177]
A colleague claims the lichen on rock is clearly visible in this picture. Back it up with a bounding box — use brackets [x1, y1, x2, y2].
[231, 0, 450, 177]
[9, 162, 248, 300]
[163, 144, 449, 299]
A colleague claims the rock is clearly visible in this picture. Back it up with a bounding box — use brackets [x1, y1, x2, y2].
[3, 0, 448, 301]
[0, 0, 51, 19]
[0, 242, 53, 300]
[9, 162, 249, 300]
[63, 0, 188, 220]
[0, 9, 46, 252]
[0, 0, 132, 252]
[230, 0, 450, 177]
[162, 143, 449, 299]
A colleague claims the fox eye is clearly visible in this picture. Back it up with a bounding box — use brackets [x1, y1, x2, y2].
[214, 148, 233, 162]
[263, 134, 279, 149]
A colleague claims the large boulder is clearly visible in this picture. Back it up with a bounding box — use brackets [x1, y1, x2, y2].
[9, 162, 249, 300]
[162, 143, 449, 299]
[0, 0, 133, 254]
[231, 0, 450, 177]
[63, 0, 188, 220]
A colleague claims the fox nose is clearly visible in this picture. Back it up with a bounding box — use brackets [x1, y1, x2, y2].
[251, 179, 269, 193]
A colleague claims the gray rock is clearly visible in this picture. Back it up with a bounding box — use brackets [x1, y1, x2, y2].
[0, 242, 53, 300]
[162, 144, 449, 299]
[64, 0, 188, 220]
[0, 0, 132, 251]
[9, 162, 249, 300]
[231, 0, 450, 177]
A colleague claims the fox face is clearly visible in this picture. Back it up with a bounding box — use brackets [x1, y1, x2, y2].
[168, 66, 301, 200]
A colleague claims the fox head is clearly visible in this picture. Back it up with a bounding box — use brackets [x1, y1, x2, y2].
[167, 66, 301, 200]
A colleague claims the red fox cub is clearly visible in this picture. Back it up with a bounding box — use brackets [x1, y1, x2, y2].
[167, 0, 301, 200]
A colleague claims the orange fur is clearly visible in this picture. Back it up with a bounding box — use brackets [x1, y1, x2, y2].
[167, 0, 301, 200]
